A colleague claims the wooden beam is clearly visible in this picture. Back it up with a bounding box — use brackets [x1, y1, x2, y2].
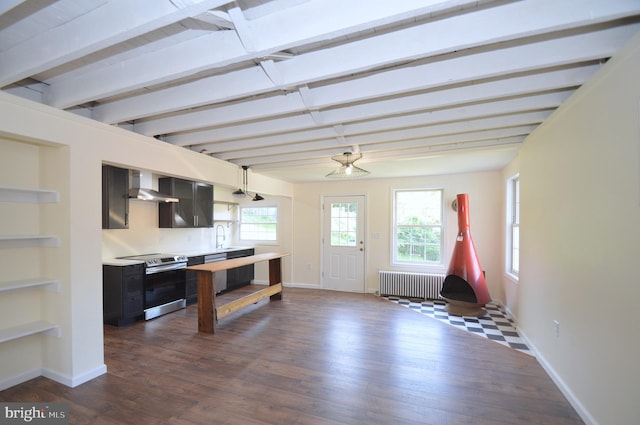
[93, 2, 640, 124]
[197, 270, 216, 334]
[216, 283, 282, 320]
[0, 0, 234, 88]
[141, 64, 596, 138]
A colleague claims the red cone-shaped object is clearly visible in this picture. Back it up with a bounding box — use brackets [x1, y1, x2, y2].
[443, 193, 491, 305]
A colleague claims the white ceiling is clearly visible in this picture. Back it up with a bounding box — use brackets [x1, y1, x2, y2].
[2, 0, 639, 183]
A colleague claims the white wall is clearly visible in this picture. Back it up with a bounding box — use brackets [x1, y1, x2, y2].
[291, 172, 504, 301]
[506, 32, 640, 425]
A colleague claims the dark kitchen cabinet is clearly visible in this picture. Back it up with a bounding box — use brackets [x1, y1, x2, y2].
[158, 177, 213, 228]
[185, 255, 204, 305]
[103, 264, 144, 326]
[102, 165, 129, 229]
[194, 182, 214, 227]
[226, 248, 255, 291]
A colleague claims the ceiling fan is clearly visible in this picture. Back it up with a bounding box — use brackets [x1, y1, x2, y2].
[325, 152, 370, 178]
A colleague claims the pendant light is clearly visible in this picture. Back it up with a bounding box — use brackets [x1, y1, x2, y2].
[233, 165, 265, 201]
[325, 152, 370, 179]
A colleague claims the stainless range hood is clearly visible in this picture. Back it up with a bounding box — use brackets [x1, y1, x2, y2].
[128, 170, 179, 203]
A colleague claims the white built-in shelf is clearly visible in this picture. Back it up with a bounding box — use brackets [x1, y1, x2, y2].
[0, 235, 60, 248]
[0, 278, 60, 293]
[0, 186, 59, 203]
[0, 321, 60, 344]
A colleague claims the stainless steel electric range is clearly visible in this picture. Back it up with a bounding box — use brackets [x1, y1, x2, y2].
[118, 253, 188, 320]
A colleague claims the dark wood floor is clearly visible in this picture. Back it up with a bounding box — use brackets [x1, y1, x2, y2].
[1, 287, 583, 425]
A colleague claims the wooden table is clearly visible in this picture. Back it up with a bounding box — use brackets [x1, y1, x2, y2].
[186, 252, 288, 333]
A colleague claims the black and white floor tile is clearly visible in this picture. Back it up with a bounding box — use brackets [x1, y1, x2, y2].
[384, 296, 533, 356]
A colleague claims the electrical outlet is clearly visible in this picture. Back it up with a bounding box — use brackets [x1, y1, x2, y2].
[553, 320, 560, 338]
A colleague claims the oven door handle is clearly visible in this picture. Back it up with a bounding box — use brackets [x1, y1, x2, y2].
[145, 263, 186, 275]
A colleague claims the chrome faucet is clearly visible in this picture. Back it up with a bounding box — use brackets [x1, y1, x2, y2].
[215, 224, 225, 249]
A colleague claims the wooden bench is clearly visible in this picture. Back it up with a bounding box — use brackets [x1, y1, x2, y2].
[186, 252, 288, 333]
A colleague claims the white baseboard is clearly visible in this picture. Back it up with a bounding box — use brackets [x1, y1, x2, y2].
[517, 329, 597, 425]
[0, 364, 107, 391]
[252, 280, 321, 289]
[284, 282, 320, 289]
[0, 368, 41, 391]
[42, 364, 107, 388]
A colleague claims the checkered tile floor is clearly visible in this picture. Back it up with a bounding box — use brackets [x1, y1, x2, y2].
[384, 296, 532, 356]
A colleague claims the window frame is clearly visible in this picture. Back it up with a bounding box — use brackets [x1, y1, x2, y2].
[238, 204, 279, 244]
[391, 188, 444, 268]
[506, 174, 520, 280]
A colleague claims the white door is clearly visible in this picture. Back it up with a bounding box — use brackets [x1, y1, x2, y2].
[322, 195, 366, 292]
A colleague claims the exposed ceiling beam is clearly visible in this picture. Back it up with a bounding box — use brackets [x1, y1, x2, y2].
[0, 0, 234, 88]
[217, 125, 537, 162]
[200, 92, 569, 157]
[90, 0, 640, 124]
[0, 0, 26, 15]
[96, 21, 638, 125]
[243, 137, 524, 171]
[218, 111, 551, 165]
[43, 0, 487, 110]
[138, 64, 598, 137]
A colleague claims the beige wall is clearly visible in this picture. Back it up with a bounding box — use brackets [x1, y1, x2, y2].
[290, 172, 504, 300]
[0, 93, 293, 389]
[506, 32, 640, 425]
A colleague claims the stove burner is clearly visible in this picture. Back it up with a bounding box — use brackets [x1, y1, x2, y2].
[118, 253, 188, 267]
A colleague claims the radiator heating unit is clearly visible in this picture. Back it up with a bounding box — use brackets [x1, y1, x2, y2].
[379, 270, 445, 300]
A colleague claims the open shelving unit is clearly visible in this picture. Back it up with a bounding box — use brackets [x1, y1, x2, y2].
[0, 278, 60, 293]
[0, 186, 60, 203]
[0, 235, 60, 248]
[213, 200, 239, 226]
[0, 185, 61, 346]
[0, 321, 60, 344]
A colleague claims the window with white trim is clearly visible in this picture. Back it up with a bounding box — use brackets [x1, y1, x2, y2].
[507, 176, 520, 277]
[393, 189, 443, 265]
[239, 206, 278, 242]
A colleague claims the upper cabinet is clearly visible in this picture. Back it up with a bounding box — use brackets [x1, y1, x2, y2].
[102, 165, 129, 229]
[158, 177, 213, 228]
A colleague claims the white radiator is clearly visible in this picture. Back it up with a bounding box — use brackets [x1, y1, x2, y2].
[379, 270, 445, 300]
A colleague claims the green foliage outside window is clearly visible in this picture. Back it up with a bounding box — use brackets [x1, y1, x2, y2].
[394, 190, 442, 264]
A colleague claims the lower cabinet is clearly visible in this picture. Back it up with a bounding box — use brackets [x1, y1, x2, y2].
[226, 249, 255, 291]
[102, 249, 255, 325]
[185, 256, 204, 305]
[103, 264, 144, 326]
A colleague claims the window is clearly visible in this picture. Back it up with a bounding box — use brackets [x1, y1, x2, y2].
[393, 189, 443, 265]
[239, 206, 278, 242]
[507, 176, 520, 277]
[330, 202, 358, 246]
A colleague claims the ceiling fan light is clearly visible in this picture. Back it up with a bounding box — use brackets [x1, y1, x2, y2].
[325, 152, 370, 178]
[345, 164, 353, 175]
